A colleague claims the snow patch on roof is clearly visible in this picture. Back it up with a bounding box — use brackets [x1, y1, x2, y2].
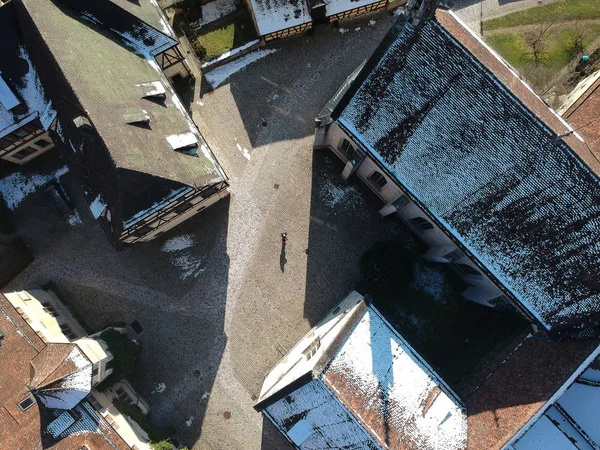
[0, 166, 69, 210]
[89, 195, 107, 219]
[248, 0, 311, 36]
[322, 306, 467, 449]
[166, 131, 197, 150]
[205, 49, 278, 88]
[190, 0, 240, 30]
[123, 186, 190, 228]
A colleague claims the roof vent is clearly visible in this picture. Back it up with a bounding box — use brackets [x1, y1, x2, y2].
[0, 72, 20, 110]
[166, 132, 198, 154]
[73, 116, 93, 130]
[136, 81, 166, 99]
[124, 109, 150, 125]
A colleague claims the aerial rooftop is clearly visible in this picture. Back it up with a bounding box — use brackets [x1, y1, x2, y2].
[334, 9, 600, 333]
[0, 294, 129, 449]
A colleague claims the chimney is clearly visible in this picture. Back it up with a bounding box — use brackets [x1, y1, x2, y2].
[406, 0, 441, 26]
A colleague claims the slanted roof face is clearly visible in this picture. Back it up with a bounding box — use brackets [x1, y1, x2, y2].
[563, 76, 600, 160]
[20, 0, 224, 189]
[248, 0, 311, 36]
[108, 0, 175, 38]
[0, 2, 56, 138]
[507, 348, 600, 449]
[0, 294, 129, 449]
[264, 304, 467, 450]
[337, 10, 600, 331]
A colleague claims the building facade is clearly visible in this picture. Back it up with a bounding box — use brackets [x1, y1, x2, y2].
[0, 0, 229, 247]
[0, 288, 152, 449]
[315, 7, 600, 337]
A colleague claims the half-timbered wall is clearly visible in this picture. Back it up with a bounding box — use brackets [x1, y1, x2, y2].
[157, 45, 192, 80]
[264, 22, 312, 42]
[0, 120, 55, 165]
[328, 0, 388, 22]
[120, 181, 230, 244]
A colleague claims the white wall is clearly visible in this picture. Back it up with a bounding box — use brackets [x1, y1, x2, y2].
[316, 123, 507, 307]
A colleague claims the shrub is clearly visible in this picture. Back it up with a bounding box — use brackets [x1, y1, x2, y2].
[96, 329, 139, 391]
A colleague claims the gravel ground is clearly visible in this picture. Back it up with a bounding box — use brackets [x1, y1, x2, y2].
[4, 3, 547, 448]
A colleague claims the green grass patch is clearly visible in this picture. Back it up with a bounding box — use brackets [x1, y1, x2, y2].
[485, 23, 600, 88]
[483, 0, 600, 31]
[194, 13, 257, 62]
[359, 242, 528, 390]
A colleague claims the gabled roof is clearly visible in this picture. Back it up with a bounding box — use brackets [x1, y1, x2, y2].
[0, 2, 56, 138]
[334, 10, 600, 332]
[0, 294, 129, 450]
[259, 293, 467, 450]
[247, 0, 311, 36]
[563, 75, 600, 160]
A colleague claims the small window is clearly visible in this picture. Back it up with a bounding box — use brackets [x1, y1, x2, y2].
[59, 323, 77, 340]
[443, 249, 463, 263]
[11, 147, 36, 160]
[174, 202, 192, 214]
[339, 139, 355, 159]
[13, 128, 30, 138]
[92, 366, 99, 377]
[302, 337, 321, 360]
[369, 171, 387, 189]
[35, 138, 52, 148]
[455, 263, 482, 278]
[18, 395, 35, 411]
[115, 387, 132, 404]
[410, 217, 434, 232]
[88, 394, 103, 412]
[0, 139, 10, 149]
[393, 195, 410, 210]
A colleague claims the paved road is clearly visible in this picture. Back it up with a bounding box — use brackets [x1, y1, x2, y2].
[5, 2, 549, 448]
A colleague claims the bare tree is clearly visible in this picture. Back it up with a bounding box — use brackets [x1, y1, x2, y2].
[570, 21, 586, 55]
[525, 22, 554, 67]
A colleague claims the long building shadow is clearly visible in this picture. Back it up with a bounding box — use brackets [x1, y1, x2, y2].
[5, 168, 232, 448]
[224, 15, 398, 150]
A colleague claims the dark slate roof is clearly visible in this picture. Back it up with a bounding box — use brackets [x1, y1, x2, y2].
[335, 10, 600, 331]
[0, 2, 56, 138]
[15, 0, 226, 226]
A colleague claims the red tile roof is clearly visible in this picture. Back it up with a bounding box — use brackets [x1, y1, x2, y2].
[0, 294, 130, 449]
[463, 332, 600, 449]
[563, 76, 600, 160]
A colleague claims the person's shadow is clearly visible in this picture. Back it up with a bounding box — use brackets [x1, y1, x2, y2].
[280, 240, 287, 273]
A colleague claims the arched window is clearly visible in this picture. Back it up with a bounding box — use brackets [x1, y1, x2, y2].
[409, 217, 434, 232]
[369, 171, 387, 189]
[339, 138, 355, 159]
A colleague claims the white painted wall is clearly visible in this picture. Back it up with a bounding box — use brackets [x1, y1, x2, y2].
[316, 123, 506, 307]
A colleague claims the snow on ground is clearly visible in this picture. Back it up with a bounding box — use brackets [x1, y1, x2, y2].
[190, 0, 239, 29]
[205, 49, 278, 88]
[67, 211, 82, 226]
[185, 416, 194, 427]
[152, 382, 167, 394]
[369, 20, 377, 26]
[202, 391, 210, 400]
[318, 177, 363, 215]
[161, 234, 195, 252]
[339, 28, 348, 33]
[411, 263, 449, 303]
[174, 254, 205, 280]
[89, 195, 107, 219]
[0, 166, 68, 210]
[236, 143, 251, 160]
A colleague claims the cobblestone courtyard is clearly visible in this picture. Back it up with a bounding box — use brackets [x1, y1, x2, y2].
[6, 13, 414, 450]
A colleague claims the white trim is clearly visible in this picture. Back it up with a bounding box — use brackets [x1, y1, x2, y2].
[502, 343, 600, 449]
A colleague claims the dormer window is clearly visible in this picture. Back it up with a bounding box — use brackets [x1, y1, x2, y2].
[166, 132, 198, 155]
[136, 81, 166, 99]
[123, 109, 150, 125]
[0, 72, 20, 110]
[18, 395, 35, 411]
